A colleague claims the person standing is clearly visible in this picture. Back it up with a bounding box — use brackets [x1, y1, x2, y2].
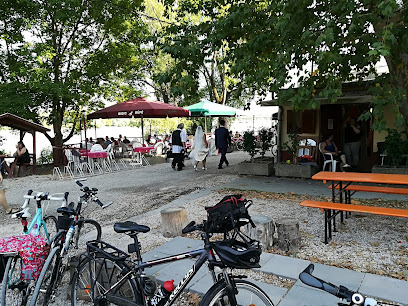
[215, 119, 231, 169]
[344, 118, 361, 167]
[190, 126, 209, 171]
[170, 123, 187, 171]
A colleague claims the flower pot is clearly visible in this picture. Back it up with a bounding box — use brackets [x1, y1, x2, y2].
[237, 158, 274, 176]
[274, 163, 317, 178]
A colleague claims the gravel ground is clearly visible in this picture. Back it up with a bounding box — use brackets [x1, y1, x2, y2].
[0, 151, 407, 305]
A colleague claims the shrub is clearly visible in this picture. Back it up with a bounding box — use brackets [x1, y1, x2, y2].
[243, 131, 258, 162]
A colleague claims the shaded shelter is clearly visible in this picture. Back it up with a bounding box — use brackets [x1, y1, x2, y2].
[0, 113, 50, 174]
[185, 100, 240, 132]
[87, 97, 190, 144]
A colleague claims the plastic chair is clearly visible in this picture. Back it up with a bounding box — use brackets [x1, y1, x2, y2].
[153, 142, 164, 156]
[319, 143, 338, 172]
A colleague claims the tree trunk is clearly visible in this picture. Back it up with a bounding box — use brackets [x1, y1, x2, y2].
[52, 121, 65, 167]
[243, 215, 274, 250]
[275, 218, 301, 254]
[160, 207, 188, 238]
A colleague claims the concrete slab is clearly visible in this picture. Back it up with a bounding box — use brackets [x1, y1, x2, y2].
[359, 273, 408, 305]
[141, 249, 170, 276]
[297, 263, 365, 292]
[188, 273, 215, 295]
[249, 280, 287, 306]
[144, 236, 203, 256]
[260, 254, 311, 279]
[277, 281, 341, 306]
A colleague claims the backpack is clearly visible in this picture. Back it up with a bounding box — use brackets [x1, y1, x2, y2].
[204, 194, 255, 233]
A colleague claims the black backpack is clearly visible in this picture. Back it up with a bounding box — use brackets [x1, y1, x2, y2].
[204, 194, 255, 233]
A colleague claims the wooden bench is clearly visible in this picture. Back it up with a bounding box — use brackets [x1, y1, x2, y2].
[300, 200, 408, 244]
[329, 184, 408, 195]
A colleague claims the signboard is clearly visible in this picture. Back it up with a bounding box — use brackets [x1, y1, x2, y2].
[117, 110, 144, 116]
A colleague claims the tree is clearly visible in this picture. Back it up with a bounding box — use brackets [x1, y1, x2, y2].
[156, 0, 255, 107]
[0, 0, 145, 164]
[167, 0, 408, 130]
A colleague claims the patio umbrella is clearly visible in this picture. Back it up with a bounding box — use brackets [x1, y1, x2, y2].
[185, 100, 240, 132]
[87, 97, 190, 143]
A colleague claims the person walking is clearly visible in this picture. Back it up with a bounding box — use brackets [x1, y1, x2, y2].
[215, 119, 231, 169]
[170, 123, 187, 171]
[190, 126, 209, 171]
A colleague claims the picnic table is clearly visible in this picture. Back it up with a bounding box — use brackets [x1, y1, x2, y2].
[301, 171, 408, 243]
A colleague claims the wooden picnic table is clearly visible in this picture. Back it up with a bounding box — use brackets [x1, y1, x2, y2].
[303, 171, 408, 243]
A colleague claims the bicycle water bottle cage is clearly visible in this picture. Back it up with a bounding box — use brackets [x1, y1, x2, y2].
[12, 208, 31, 219]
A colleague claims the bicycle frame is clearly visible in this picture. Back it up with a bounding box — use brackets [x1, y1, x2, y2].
[93, 247, 217, 306]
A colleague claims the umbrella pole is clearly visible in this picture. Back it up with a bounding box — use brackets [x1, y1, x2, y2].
[205, 116, 207, 134]
[141, 115, 144, 145]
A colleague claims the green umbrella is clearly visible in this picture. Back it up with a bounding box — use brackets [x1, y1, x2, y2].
[185, 100, 238, 117]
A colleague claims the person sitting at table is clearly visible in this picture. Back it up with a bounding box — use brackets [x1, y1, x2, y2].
[2, 141, 30, 178]
[105, 136, 112, 146]
[123, 136, 130, 144]
[91, 139, 105, 152]
[320, 133, 350, 171]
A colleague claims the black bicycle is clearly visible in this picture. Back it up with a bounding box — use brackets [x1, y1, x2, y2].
[29, 179, 112, 306]
[71, 221, 274, 306]
[300, 264, 385, 306]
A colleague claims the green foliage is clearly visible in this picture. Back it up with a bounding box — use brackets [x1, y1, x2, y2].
[165, 0, 408, 130]
[243, 131, 258, 162]
[384, 129, 408, 166]
[281, 133, 300, 164]
[37, 147, 53, 165]
[258, 128, 273, 157]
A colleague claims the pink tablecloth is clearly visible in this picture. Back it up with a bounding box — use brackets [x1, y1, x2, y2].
[81, 151, 108, 158]
[133, 147, 154, 154]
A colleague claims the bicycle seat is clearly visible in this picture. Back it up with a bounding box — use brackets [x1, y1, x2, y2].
[57, 207, 76, 216]
[113, 221, 150, 234]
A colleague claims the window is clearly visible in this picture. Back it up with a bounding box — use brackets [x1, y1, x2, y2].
[287, 110, 316, 134]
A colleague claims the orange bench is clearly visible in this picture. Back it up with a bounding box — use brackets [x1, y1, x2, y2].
[328, 185, 408, 195]
[300, 200, 408, 244]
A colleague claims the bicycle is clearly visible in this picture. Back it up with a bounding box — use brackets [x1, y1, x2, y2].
[29, 179, 112, 306]
[71, 220, 274, 305]
[300, 264, 385, 306]
[1, 191, 68, 306]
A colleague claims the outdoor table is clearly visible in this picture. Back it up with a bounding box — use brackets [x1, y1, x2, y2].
[133, 147, 154, 154]
[81, 151, 108, 171]
[311, 171, 408, 240]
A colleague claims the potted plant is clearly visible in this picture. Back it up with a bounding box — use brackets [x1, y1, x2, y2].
[237, 131, 274, 176]
[258, 128, 274, 160]
[372, 129, 408, 174]
[275, 133, 317, 178]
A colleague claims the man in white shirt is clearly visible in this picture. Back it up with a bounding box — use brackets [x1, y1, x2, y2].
[170, 123, 187, 171]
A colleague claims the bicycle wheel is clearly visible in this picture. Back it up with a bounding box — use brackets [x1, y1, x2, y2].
[236, 141, 244, 151]
[29, 246, 61, 306]
[73, 219, 102, 252]
[200, 279, 274, 306]
[1, 255, 33, 306]
[71, 256, 140, 306]
[38, 215, 58, 243]
[271, 145, 277, 157]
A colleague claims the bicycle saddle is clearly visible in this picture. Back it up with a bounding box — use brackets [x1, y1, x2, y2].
[113, 221, 150, 234]
[57, 207, 76, 216]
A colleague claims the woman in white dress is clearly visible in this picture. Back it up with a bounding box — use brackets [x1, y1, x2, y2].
[190, 126, 209, 171]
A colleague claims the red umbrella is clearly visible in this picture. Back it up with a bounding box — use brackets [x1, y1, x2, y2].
[87, 97, 190, 145]
[87, 97, 190, 119]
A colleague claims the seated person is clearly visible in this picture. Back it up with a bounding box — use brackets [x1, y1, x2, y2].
[320, 133, 350, 171]
[90, 138, 106, 152]
[105, 136, 112, 146]
[123, 136, 130, 144]
[2, 141, 30, 178]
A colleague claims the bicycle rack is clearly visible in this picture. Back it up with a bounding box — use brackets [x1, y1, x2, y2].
[119, 160, 129, 169]
[63, 165, 74, 178]
[110, 159, 121, 171]
[93, 162, 104, 174]
[52, 167, 64, 180]
[102, 160, 112, 172]
[82, 162, 94, 175]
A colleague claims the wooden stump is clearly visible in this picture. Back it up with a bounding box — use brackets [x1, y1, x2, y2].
[275, 218, 301, 254]
[243, 215, 274, 250]
[160, 207, 188, 238]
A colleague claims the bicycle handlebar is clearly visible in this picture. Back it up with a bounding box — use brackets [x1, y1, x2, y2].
[299, 264, 377, 305]
[75, 178, 87, 187]
[182, 221, 203, 234]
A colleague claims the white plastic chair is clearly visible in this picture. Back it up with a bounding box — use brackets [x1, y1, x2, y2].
[319, 143, 338, 172]
[153, 142, 164, 156]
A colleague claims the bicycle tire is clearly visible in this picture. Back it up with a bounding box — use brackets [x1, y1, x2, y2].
[199, 279, 274, 306]
[29, 246, 61, 306]
[236, 141, 244, 151]
[71, 256, 140, 306]
[271, 144, 277, 157]
[1, 255, 33, 306]
[74, 219, 102, 252]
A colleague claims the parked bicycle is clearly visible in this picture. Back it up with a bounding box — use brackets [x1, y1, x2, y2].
[1, 191, 68, 306]
[71, 195, 274, 306]
[29, 179, 112, 306]
[300, 264, 383, 306]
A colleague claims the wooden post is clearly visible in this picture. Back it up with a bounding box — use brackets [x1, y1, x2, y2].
[275, 218, 301, 254]
[160, 207, 188, 238]
[243, 215, 274, 250]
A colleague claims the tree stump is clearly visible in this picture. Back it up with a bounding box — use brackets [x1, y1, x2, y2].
[243, 215, 274, 250]
[160, 207, 188, 238]
[275, 218, 301, 254]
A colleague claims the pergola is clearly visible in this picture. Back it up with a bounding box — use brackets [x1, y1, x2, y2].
[0, 113, 50, 174]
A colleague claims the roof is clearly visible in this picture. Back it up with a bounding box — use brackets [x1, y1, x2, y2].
[0, 113, 50, 133]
